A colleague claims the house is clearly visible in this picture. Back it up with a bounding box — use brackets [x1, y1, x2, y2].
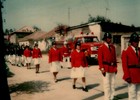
[18, 31, 47, 45]
[8, 26, 35, 44]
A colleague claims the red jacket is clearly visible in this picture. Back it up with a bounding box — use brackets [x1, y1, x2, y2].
[24, 49, 32, 57]
[71, 49, 88, 68]
[98, 43, 117, 73]
[61, 46, 71, 57]
[121, 46, 140, 83]
[48, 47, 62, 63]
[32, 48, 42, 58]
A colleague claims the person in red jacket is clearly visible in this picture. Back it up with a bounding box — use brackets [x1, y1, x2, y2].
[60, 41, 71, 69]
[121, 32, 140, 100]
[23, 46, 32, 69]
[98, 32, 117, 100]
[70, 42, 88, 92]
[32, 43, 42, 73]
[48, 41, 62, 83]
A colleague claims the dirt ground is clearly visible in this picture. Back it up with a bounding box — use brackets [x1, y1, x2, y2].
[7, 54, 128, 100]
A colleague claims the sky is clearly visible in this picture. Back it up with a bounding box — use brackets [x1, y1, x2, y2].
[2, 0, 140, 31]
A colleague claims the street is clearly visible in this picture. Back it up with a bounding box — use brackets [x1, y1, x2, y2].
[7, 54, 128, 100]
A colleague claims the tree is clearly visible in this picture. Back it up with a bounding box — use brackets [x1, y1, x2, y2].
[88, 15, 111, 23]
[4, 28, 9, 34]
[33, 26, 41, 32]
[0, 0, 11, 99]
[55, 24, 68, 36]
[9, 28, 13, 33]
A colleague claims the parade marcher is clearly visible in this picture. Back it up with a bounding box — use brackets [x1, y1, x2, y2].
[60, 41, 71, 69]
[32, 43, 42, 73]
[16, 44, 24, 67]
[98, 32, 117, 100]
[11, 45, 17, 66]
[8, 43, 14, 65]
[48, 41, 62, 83]
[20, 44, 26, 67]
[121, 32, 140, 100]
[70, 42, 88, 92]
[23, 46, 32, 69]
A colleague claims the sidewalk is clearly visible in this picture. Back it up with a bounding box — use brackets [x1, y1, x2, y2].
[8, 54, 128, 100]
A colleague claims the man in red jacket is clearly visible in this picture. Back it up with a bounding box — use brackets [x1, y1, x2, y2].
[70, 42, 88, 92]
[121, 32, 140, 100]
[32, 43, 42, 73]
[98, 32, 117, 100]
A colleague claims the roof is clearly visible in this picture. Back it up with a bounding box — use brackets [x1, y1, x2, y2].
[16, 26, 35, 32]
[100, 22, 140, 32]
[37, 28, 56, 40]
[67, 22, 140, 33]
[67, 22, 99, 31]
[18, 31, 47, 42]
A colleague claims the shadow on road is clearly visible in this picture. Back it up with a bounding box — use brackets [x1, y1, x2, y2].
[40, 70, 50, 73]
[87, 83, 100, 90]
[115, 83, 127, 91]
[57, 77, 71, 82]
[76, 83, 100, 90]
[83, 83, 128, 100]
[9, 80, 50, 95]
[7, 71, 15, 78]
[83, 91, 104, 100]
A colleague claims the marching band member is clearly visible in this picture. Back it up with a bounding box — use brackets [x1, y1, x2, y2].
[48, 41, 62, 83]
[24, 46, 32, 69]
[70, 42, 88, 92]
[121, 32, 140, 100]
[32, 43, 42, 73]
[98, 32, 117, 100]
[61, 41, 71, 69]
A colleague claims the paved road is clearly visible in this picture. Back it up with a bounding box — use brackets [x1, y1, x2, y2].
[7, 54, 128, 100]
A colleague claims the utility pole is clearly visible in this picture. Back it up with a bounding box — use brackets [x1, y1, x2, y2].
[0, 0, 11, 99]
[105, 7, 109, 19]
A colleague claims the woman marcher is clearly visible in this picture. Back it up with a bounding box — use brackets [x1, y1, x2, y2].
[70, 42, 88, 92]
[32, 43, 42, 73]
[23, 46, 32, 69]
[60, 41, 71, 69]
[48, 41, 62, 83]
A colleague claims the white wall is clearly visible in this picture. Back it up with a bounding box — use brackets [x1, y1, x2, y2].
[88, 24, 102, 41]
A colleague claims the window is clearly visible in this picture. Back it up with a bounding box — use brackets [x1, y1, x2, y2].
[113, 35, 121, 44]
[84, 37, 99, 43]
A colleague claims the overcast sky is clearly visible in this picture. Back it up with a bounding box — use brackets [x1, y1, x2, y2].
[2, 0, 140, 31]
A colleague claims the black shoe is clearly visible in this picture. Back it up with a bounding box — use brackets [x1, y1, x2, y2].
[82, 87, 88, 92]
[73, 85, 76, 89]
[55, 80, 58, 83]
[36, 71, 39, 73]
